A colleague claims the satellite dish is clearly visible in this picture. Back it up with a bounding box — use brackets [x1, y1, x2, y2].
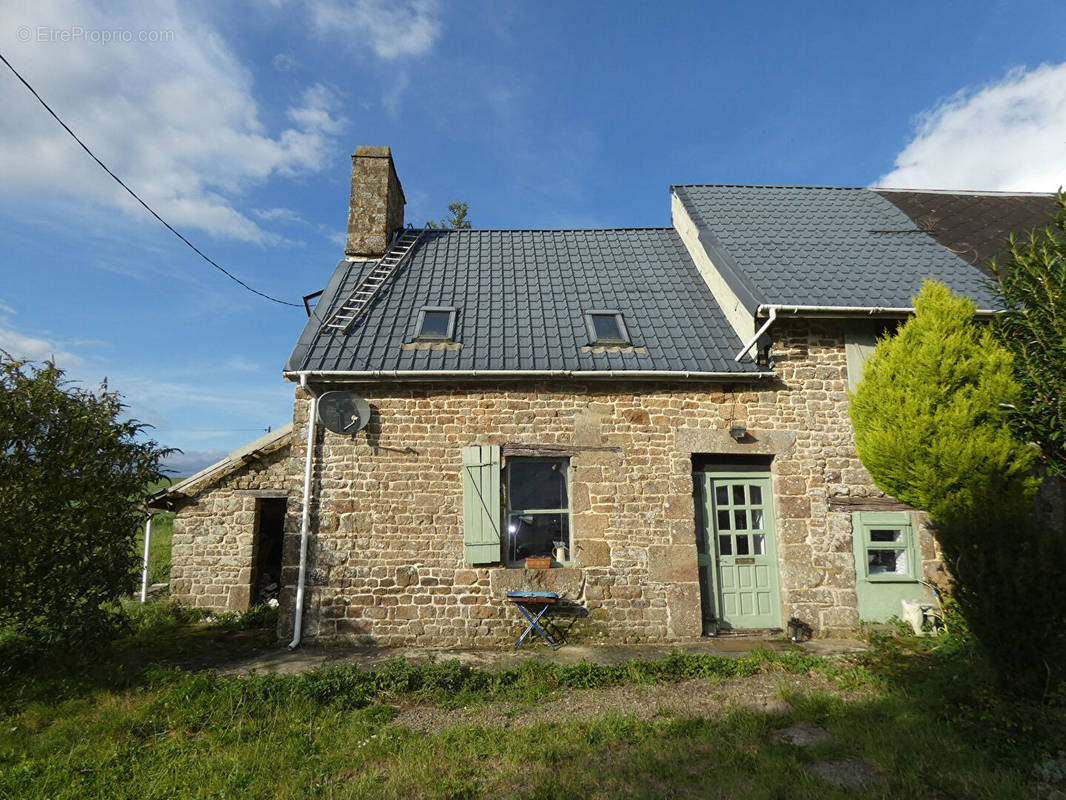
[317, 391, 371, 434]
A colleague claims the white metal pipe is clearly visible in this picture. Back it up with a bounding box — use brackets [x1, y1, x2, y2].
[140, 515, 153, 603]
[734, 307, 777, 362]
[289, 373, 318, 650]
[283, 368, 775, 382]
[754, 303, 998, 317]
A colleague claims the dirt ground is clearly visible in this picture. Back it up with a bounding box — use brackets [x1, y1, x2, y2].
[388, 671, 867, 733]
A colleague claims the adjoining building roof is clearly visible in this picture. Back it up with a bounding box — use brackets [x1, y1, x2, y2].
[672, 185, 1002, 311]
[145, 423, 292, 510]
[285, 228, 765, 378]
[874, 189, 1058, 275]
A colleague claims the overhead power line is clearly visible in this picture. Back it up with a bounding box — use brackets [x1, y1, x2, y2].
[0, 51, 300, 308]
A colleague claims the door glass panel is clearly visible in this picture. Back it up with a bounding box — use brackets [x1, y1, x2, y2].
[717, 510, 731, 531]
[868, 549, 906, 575]
[751, 509, 763, 529]
[718, 535, 732, 555]
[732, 485, 745, 505]
[734, 510, 747, 530]
[749, 485, 762, 504]
[870, 529, 902, 543]
[715, 485, 729, 505]
[753, 533, 765, 555]
[736, 536, 750, 556]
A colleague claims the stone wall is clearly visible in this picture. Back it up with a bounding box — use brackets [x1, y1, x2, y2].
[170, 444, 295, 610]
[276, 318, 942, 645]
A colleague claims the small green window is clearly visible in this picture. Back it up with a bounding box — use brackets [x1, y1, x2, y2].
[853, 512, 918, 582]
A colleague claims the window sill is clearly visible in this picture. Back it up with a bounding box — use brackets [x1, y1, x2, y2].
[863, 575, 919, 584]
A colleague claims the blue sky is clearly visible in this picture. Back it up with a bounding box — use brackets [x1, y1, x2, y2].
[1, 0, 1064, 473]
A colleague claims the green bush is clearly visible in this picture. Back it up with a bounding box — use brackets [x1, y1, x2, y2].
[848, 282, 1066, 699]
[992, 191, 1066, 477]
[849, 280, 1037, 522]
[0, 357, 171, 647]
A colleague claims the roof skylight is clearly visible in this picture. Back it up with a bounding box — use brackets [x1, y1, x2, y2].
[414, 306, 456, 341]
[584, 310, 630, 345]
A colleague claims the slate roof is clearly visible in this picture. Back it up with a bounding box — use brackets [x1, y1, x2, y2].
[672, 185, 1002, 311]
[874, 189, 1058, 276]
[285, 228, 764, 377]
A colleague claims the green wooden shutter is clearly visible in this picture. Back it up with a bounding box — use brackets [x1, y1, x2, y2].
[844, 323, 879, 393]
[461, 445, 501, 564]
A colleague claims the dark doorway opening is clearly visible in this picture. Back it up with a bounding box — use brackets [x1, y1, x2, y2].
[251, 498, 286, 605]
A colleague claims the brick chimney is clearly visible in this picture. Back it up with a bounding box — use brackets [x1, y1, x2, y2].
[345, 146, 406, 259]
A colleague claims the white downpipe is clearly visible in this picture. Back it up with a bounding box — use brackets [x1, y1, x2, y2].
[140, 515, 153, 603]
[734, 307, 777, 362]
[289, 373, 318, 650]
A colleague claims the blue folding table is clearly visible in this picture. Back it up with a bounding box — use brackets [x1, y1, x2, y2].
[506, 591, 560, 650]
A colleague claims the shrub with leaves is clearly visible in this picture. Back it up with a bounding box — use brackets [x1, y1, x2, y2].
[0, 356, 170, 646]
[848, 281, 1066, 699]
[991, 191, 1066, 477]
[849, 280, 1037, 522]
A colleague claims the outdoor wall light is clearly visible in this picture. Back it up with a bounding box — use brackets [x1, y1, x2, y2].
[729, 424, 746, 442]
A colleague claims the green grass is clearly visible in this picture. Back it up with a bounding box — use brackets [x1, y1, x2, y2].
[1, 613, 1063, 799]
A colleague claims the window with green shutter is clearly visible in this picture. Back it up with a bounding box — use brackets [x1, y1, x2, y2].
[504, 458, 570, 566]
[461, 445, 501, 564]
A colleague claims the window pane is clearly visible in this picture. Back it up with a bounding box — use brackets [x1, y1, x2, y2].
[870, 529, 903, 543]
[508, 513, 568, 562]
[419, 310, 451, 338]
[753, 533, 765, 555]
[751, 509, 763, 529]
[735, 536, 750, 556]
[749, 485, 762, 505]
[718, 535, 732, 556]
[732, 485, 745, 505]
[715, 485, 729, 505]
[717, 510, 731, 531]
[591, 314, 623, 342]
[509, 460, 567, 510]
[868, 548, 907, 575]
[734, 510, 747, 530]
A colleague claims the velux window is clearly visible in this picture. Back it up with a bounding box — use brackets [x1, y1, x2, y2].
[414, 306, 456, 341]
[584, 310, 630, 345]
[505, 458, 570, 566]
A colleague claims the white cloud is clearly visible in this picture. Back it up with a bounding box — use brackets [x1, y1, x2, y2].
[253, 206, 308, 224]
[308, 0, 440, 59]
[0, 323, 83, 367]
[877, 63, 1066, 192]
[0, 0, 345, 242]
[273, 52, 296, 72]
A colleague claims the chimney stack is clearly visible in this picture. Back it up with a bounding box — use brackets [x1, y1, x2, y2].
[345, 146, 405, 259]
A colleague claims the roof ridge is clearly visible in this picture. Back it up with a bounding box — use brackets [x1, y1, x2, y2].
[419, 226, 677, 233]
[672, 184, 865, 191]
[872, 187, 1057, 197]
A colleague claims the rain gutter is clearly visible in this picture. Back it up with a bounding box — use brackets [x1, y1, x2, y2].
[282, 369, 775, 383]
[732, 302, 999, 363]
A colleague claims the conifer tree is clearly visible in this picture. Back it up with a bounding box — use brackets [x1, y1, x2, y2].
[849, 280, 1036, 523]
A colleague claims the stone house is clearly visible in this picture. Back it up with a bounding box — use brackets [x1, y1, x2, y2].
[149, 147, 1056, 646]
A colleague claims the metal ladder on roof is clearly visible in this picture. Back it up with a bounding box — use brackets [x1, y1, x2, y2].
[320, 227, 425, 334]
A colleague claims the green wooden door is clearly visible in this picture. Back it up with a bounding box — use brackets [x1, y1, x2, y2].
[696, 473, 782, 630]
